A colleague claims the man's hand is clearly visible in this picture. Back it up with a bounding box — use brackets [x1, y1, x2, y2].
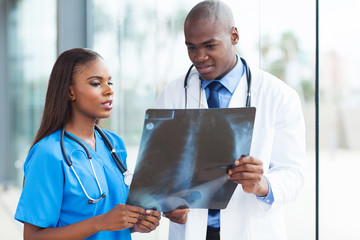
[228, 155, 269, 197]
[163, 208, 190, 224]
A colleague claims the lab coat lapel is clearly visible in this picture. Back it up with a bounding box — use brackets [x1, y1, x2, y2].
[186, 72, 208, 108]
[228, 72, 248, 108]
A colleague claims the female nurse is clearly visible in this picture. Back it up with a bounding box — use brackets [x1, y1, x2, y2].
[14, 48, 161, 240]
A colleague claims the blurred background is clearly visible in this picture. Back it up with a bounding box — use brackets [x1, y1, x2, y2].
[0, 0, 359, 239]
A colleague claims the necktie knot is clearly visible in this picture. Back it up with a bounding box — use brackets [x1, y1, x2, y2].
[207, 81, 223, 92]
[206, 81, 223, 108]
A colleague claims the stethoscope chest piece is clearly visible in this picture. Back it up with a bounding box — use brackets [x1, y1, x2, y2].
[123, 171, 133, 186]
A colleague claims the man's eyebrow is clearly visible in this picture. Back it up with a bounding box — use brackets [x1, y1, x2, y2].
[185, 38, 217, 46]
[201, 39, 217, 45]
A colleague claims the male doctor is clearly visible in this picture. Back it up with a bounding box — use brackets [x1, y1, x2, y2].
[156, 1, 306, 239]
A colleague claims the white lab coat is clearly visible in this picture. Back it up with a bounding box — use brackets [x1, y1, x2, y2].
[155, 65, 306, 240]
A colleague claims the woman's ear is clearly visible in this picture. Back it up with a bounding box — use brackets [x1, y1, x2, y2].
[69, 86, 75, 101]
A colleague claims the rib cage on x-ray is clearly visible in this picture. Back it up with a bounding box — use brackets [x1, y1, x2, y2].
[126, 107, 256, 212]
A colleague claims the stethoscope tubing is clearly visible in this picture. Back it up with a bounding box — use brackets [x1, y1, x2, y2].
[183, 57, 251, 109]
[60, 125, 131, 203]
[61, 125, 128, 174]
[94, 125, 127, 173]
[94, 125, 133, 185]
[184, 64, 194, 109]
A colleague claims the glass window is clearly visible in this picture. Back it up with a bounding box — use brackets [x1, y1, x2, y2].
[6, 0, 57, 186]
[259, 0, 316, 239]
[319, 0, 360, 239]
[2, 0, 56, 239]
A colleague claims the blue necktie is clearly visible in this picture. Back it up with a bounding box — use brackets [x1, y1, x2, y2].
[206, 81, 222, 221]
[206, 81, 223, 108]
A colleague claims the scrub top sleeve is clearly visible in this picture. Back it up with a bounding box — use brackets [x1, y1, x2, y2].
[15, 143, 64, 228]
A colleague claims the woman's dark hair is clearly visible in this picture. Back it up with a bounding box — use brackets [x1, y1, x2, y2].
[31, 48, 102, 148]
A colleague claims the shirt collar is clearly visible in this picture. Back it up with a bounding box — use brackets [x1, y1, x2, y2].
[201, 54, 244, 94]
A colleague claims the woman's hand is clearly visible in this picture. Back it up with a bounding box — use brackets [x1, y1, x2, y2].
[98, 204, 145, 231]
[132, 210, 161, 233]
[163, 208, 190, 224]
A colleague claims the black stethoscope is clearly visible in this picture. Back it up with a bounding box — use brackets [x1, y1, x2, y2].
[183, 57, 252, 109]
[60, 125, 133, 204]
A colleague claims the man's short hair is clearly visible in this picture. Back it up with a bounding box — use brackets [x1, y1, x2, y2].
[185, 0, 235, 30]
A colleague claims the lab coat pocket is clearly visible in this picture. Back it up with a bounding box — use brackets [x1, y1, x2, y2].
[250, 127, 274, 171]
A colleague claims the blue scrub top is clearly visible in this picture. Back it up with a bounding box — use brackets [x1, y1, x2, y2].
[15, 128, 131, 240]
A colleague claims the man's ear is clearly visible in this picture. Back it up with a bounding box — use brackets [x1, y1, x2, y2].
[231, 27, 239, 45]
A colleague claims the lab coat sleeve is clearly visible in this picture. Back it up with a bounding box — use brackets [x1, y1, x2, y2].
[265, 87, 306, 209]
[155, 88, 168, 109]
[14, 142, 64, 228]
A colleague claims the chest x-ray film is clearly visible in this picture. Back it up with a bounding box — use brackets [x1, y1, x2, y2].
[126, 107, 256, 212]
